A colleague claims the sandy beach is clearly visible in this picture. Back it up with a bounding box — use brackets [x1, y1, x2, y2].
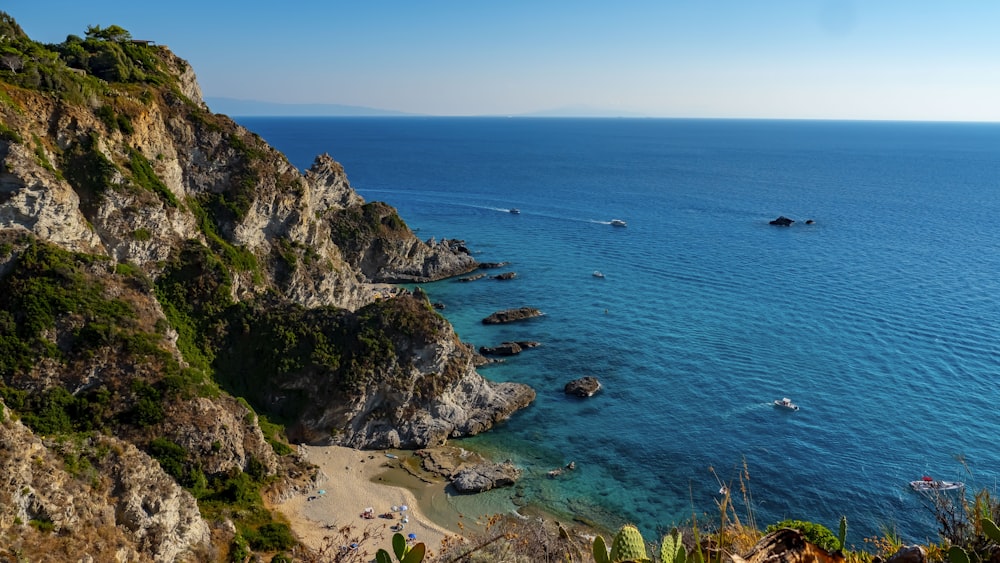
[276, 445, 463, 558]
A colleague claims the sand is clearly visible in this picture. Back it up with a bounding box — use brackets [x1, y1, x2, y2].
[276, 445, 463, 558]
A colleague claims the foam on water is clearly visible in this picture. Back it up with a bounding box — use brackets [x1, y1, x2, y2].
[239, 116, 1000, 542]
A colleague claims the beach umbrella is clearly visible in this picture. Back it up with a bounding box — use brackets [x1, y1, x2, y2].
[318, 489, 326, 495]
[400, 504, 408, 511]
[408, 534, 417, 540]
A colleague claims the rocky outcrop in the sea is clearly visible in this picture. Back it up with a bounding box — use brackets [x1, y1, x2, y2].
[328, 203, 479, 283]
[769, 216, 795, 226]
[451, 461, 522, 494]
[492, 271, 517, 280]
[219, 292, 536, 449]
[480, 342, 524, 356]
[479, 341, 540, 356]
[564, 376, 602, 397]
[482, 307, 543, 324]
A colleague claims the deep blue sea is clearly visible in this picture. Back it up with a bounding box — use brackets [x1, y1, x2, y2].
[237, 116, 1000, 546]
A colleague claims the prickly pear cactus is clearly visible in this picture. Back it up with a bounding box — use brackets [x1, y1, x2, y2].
[838, 516, 847, 551]
[947, 545, 970, 563]
[593, 535, 612, 563]
[983, 517, 1000, 544]
[609, 524, 651, 563]
[660, 528, 686, 563]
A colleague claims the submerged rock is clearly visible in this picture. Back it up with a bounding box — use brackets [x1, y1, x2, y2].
[480, 342, 523, 356]
[769, 215, 795, 226]
[564, 376, 602, 397]
[482, 307, 543, 324]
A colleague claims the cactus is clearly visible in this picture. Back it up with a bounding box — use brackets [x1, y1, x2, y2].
[376, 532, 426, 563]
[610, 524, 652, 563]
[947, 545, 970, 563]
[837, 516, 847, 551]
[593, 535, 612, 563]
[593, 525, 653, 563]
[983, 518, 1000, 544]
[660, 528, 687, 563]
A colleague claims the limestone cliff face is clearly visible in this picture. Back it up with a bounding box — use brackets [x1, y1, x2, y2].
[0, 27, 534, 561]
[279, 293, 536, 448]
[0, 402, 211, 561]
[0, 64, 472, 312]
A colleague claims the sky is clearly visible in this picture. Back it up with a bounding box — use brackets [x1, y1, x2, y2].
[5, 1, 1000, 121]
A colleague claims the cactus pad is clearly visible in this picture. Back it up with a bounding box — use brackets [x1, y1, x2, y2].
[610, 524, 650, 563]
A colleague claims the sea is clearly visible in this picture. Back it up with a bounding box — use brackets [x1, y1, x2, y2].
[236, 116, 1000, 546]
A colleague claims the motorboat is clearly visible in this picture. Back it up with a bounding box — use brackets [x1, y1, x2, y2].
[610, 219, 627, 227]
[773, 397, 799, 411]
[509, 208, 520, 214]
[910, 476, 964, 492]
[593, 271, 605, 278]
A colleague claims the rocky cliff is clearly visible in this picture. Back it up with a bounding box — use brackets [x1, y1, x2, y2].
[0, 13, 532, 561]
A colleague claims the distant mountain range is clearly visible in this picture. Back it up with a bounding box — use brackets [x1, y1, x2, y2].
[205, 97, 647, 118]
[205, 97, 415, 117]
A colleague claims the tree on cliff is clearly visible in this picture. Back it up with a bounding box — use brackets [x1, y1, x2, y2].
[0, 53, 22, 73]
[85, 24, 132, 43]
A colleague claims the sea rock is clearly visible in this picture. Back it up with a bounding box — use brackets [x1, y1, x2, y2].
[482, 307, 543, 324]
[451, 461, 522, 494]
[415, 446, 487, 479]
[459, 273, 487, 282]
[478, 262, 510, 269]
[516, 341, 541, 349]
[769, 215, 795, 226]
[284, 293, 537, 448]
[492, 271, 517, 280]
[564, 376, 602, 397]
[479, 342, 523, 356]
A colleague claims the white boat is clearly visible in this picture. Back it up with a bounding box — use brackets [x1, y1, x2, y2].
[592, 271, 605, 278]
[773, 397, 799, 411]
[910, 477, 964, 492]
[610, 219, 627, 227]
[509, 208, 520, 214]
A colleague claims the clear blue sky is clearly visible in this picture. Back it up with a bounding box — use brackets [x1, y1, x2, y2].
[6, 1, 1000, 120]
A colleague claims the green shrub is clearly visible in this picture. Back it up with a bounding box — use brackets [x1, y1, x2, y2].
[29, 517, 54, 533]
[230, 534, 250, 563]
[132, 228, 152, 241]
[149, 437, 186, 479]
[0, 121, 22, 143]
[246, 522, 295, 551]
[127, 147, 178, 207]
[766, 519, 840, 553]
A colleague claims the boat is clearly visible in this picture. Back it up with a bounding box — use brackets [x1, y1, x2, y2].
[773, 397, 799, 411]
[592, 271, 605, 278]
[910, 476, 964, 492]
[509, 208, 520, 214]
[610, 219, 627, 227]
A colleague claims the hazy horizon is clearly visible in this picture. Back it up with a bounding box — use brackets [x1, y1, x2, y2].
[7, 1, 1000, 122]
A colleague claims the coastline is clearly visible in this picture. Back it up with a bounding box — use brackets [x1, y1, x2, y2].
[276, 443, 606, 558]
[276, 445, 464, 557]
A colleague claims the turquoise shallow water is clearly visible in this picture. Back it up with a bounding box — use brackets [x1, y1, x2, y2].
[238, 116, 1000, 543]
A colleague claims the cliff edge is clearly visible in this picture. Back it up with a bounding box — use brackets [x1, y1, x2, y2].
[0, 13, 531, 561]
